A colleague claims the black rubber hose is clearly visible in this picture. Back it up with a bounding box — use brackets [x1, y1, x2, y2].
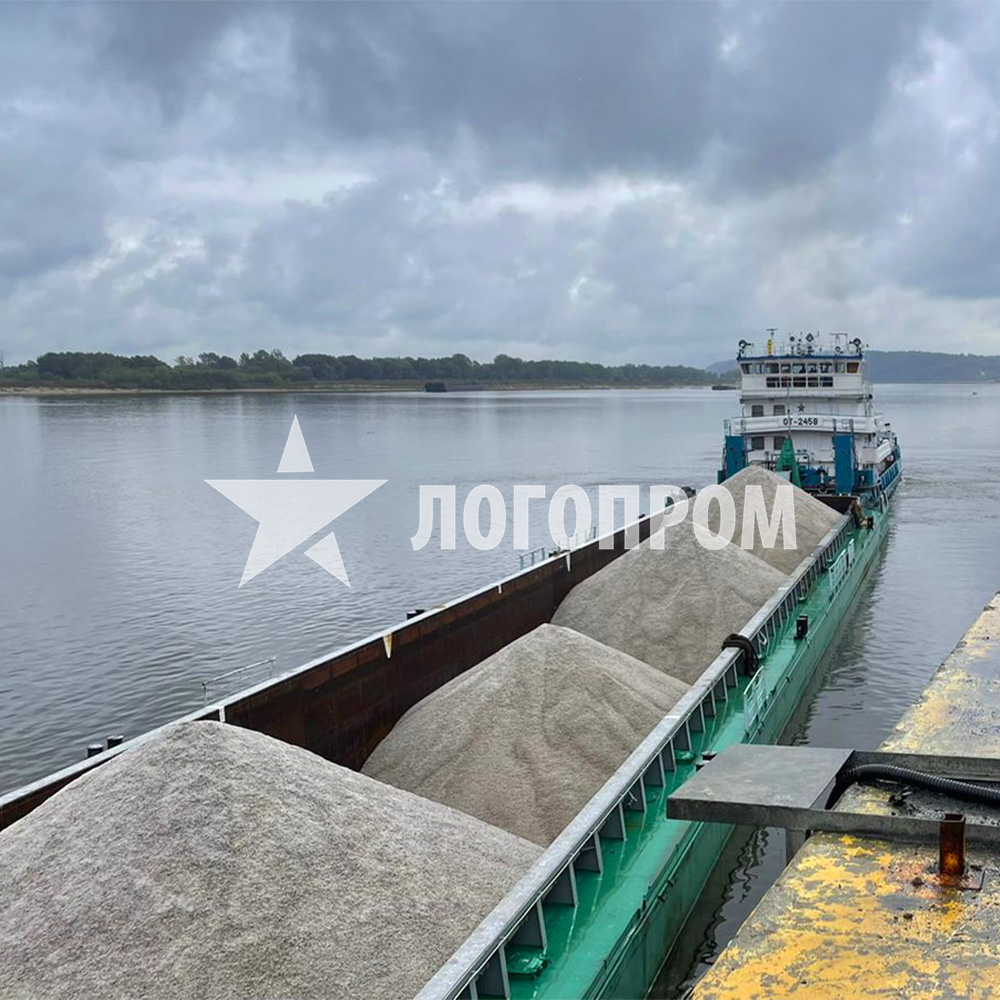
[834, 764, 1000, 808]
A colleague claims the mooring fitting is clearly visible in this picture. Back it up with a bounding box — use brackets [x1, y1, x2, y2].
[795, 615, 810, 641]
[939, 812, 966, 877]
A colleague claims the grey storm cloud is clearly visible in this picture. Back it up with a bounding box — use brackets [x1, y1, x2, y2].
[3, 0, 1000, 366]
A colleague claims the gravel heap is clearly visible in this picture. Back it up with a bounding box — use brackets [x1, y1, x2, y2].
[362, 624, 689, 846]
[707, 465, 843, 575]
[0, 721, 541, 1000]
[552, 516, 787, 684]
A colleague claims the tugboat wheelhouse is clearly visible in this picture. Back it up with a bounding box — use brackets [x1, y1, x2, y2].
[719, 331, 902, 498]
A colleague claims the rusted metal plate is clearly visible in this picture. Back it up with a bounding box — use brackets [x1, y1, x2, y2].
[0, 512, 656, 832]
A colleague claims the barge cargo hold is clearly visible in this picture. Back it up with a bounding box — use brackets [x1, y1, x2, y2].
[418, 495, 891, 1000]
[0, 498, 890, 1000]
[0, 333, 902, 999]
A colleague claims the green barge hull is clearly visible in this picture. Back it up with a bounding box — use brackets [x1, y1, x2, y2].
[580, 512, 889, 1000]
[692, 572, 1000, 999]
[0, 491, 897, 1000]
[421, 495, 894, 1000]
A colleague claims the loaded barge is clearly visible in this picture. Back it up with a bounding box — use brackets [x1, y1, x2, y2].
[0, 334, 902, 998]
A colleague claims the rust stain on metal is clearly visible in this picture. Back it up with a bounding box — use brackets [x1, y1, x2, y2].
[940, 813, 966, 879]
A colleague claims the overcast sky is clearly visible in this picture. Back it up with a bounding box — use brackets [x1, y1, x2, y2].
[4, 1, 1000, 367]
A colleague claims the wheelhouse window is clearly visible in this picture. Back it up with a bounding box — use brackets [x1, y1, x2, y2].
[741, 363, 751, 374]
[751, 404, 764, 417]
[765, 362, 779, 374]
[835, 362, 847, 373]
[847, 362, 860, 373]
[773, 404, 786, 415]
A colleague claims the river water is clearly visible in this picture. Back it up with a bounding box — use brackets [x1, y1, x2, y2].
[3, 384, 1000, 978]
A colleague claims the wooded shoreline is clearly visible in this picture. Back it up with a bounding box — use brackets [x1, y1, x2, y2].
[0, 380, 725, 397]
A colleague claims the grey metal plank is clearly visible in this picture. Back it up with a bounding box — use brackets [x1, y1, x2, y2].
[667, 743, 852, 822]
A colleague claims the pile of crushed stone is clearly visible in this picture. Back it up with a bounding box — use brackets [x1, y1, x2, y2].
[552, 514, 787, 684]
[708, 465, 843, 575]
[0, 721, 540, 1000]
[362, 624, 689, 846]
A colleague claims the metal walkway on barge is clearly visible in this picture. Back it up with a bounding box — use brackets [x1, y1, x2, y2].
[690, 594, 1000, 1000]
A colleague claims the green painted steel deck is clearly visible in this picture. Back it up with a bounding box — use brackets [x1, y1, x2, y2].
[495, 509, 891, 1000]
[693, 590, 1000, 1000]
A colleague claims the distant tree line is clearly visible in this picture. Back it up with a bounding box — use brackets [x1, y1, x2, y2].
[865, 350, 1000, 383]
[0, 349, 718, 389]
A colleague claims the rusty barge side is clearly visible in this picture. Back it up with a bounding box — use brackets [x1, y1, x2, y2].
[0, 514, 661, 833]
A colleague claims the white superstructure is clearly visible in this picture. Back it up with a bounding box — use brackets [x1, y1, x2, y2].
[720, 332, 901, 495]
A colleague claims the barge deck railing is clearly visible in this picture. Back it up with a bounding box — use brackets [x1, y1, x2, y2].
[416, 512, 854, 1000]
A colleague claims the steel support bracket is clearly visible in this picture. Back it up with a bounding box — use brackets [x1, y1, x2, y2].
[667, 743, 1000, 868]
